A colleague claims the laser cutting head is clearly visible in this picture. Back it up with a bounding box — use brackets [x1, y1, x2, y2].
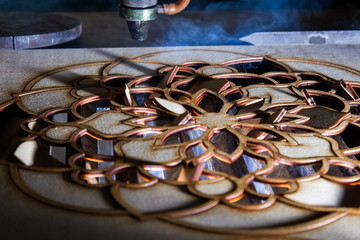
[119, 0, 158, 41]
[119, 0, 191, 41]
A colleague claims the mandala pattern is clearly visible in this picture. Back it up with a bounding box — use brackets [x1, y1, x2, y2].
[2, 50, 360, 235]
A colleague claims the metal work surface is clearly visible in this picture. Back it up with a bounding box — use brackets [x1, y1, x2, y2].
[1, 45, 360, 239]
[0, 12, 82, 49]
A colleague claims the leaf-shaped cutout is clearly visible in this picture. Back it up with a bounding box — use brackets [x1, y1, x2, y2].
[112, 167, 150, 184]
[144, 165, 183, 181]
[248, 180, 291, 195]
[143, 117, 170, 127]
[182, 61, 210, 69]
[144, 163, 201, 183]
[203, 154, 266, 178]
[130, 92, 152, 107]
[188, 77, 230, 94]
[186, 143, 207, 158]
[125, 128, 163, 138]
[298, 80, 334, 92]
[78, 172, 107, 185]
[264, 72, 299, 84]
[265, 162, 321, 179]
[164, 128, 205, 145]
[246, 141, 274, 157]
[224, 89, 243, 102]
[210, 129, 238, 154]
[130, 75, 163, 88]
[46, 109, 73, 123]
[246, 126, 287, 141]
[72, 156, 115, 170]
[77, 98, 111, 118]
[77, 133, 114, 156]
[229, 193, 268, 205]
[224, 57, 288, 74]
[102, 75, 135, 87]
[159, 66, 195, 78]
[214, 74, 276, 87]
[168, 90, 192, 103]
[175, 78, 198, 91]
[228, 98, 264, 115]
[326, 164, 360, 178]
[297, 106, 349, 129]
[196, 92, 223, 113]
[194, 178, 236, 196]
[311, 94, 346, 112]
[337, 122, 360, 152]
[16, 140, 69, 168]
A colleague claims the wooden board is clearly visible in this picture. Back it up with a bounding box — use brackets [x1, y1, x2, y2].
[1, 45, 360, 239]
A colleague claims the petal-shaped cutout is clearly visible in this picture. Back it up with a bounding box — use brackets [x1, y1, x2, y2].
[310, 92, 347, 112]
[196, 92, 224, 113]
[186, 143, 207, 159]
[102, 75, 135, 87]
[188, 77, 230, 94]
[193, 178, 236, 196]
[325, 162, 360, 180]
[77, 133, 114, 156]
[119, 139, 179, 164]
[229, 98, 265, 115]
[75, 87, 110, 97]
[298, 80, 335, 93]
[76, 98, 111, 118]
[82, 112, 133, 136]
[71, 155, 115, 170]
[203, 154, 266, 178]
[223, 57, 290, 74]
[210, 129, 238, 154]
[199, 65, 236, 76]
[263, 72, 300, 84]
[15, 140, 68, 168]
[214, 73, 277, 87]
[77, 171, 108, 185]
[265, 162, 321, 179]
[247, 86, 300, 104]
[224, 89, 243, 102]
[112, 167, 151, 184]
[163, 128, 205, 145]
[45, 109, 73, 123]
[144, 163, 202, 183]
[107, 61, 164, 76]
[19, 89, 77, 114]
[247, 180, 292, 195]
[274, 135, 336, 159]
[298, 106, 350, 130]
[229, 193, 269, 206]
[45, 126, 79, 141]
[154, 97, 187, 115]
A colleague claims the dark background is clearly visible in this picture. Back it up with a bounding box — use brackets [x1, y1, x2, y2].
[0, 0, 360, 12]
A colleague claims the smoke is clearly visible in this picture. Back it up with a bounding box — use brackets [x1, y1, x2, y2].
[153, 0, 339, 46]
[153, 17, 248, 46]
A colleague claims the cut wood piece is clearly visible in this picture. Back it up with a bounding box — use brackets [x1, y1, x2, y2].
[13, 140, 38, 166]
[154, 97, 187, 115]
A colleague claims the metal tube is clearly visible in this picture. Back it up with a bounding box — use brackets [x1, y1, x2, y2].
[158, 0, 191, 15]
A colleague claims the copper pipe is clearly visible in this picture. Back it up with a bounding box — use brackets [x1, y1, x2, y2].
[158, 0, 191, 15]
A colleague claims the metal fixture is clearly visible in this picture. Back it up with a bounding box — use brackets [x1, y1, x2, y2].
[119, 0, 191, 41]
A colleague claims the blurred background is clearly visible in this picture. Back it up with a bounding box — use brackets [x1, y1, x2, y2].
[0, 0, 360, 12]
[1, 0, 360, 48]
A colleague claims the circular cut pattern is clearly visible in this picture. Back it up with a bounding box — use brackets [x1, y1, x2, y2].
[3, 50, 360, 236]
